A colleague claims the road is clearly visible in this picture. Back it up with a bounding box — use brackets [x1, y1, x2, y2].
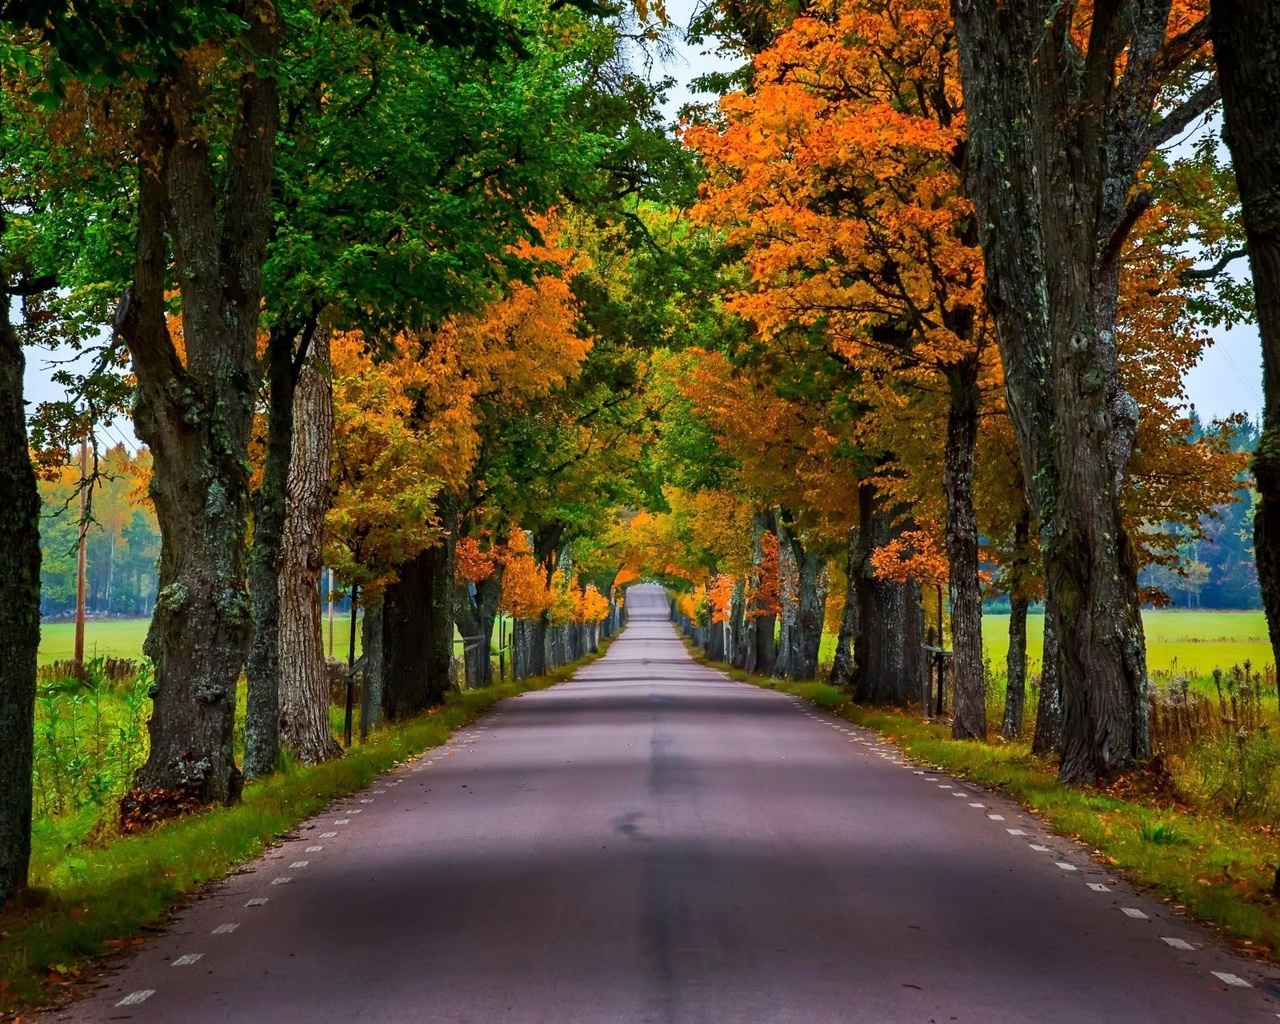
[46, 584, 1280, 1023]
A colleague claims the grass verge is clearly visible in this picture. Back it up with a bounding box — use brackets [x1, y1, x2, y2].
[1, 640, 611, 1015]
[686, 642, 1280, 967]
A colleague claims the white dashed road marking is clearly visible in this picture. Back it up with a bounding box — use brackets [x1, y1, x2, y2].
[988, 814, 1005, 821]
[1029, 844, 1050, 852]
[1162, 937, 1194, 950]
[1121, 908, 1149, 919]
[1212, 972, 1251, 988]
[245, 898, 268, 907]
[271, 876, 292, 885]
[1088, 883, 1111, 892]
[968, 802, 985, 808]
[290, 860, 309, 868]
[335, 819, 351, 825]
[1007, 829, 1027, 836]
[212, 923, 239, 935]
[1055, 862, 1077, 872]
[172, 953, 204, 966]
[117, 990, 155, 1006]
[320, 831, 337, 838]
[306, 845, 324, 852]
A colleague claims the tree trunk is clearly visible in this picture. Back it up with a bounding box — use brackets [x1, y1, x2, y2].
[278, 322, 340, 765]
[774, 512, 803, 678]
[853, 482, 924, 706]
[1001, 510, 1034, 740]
[379, 529, 455, 722]
[729, 580, 746, 668]
[797, 549, 827, 681]
[830, 526, 859, 689]
[1212, 0, 1280, 699]
[944, 359, 986, 740]
[456, 572, 501, 688]
[954, 3, 1156, 782]
[1032, 605, 1063, 757]
[0, 286, 40, 902]
[361, 600, 383, 735]
[244, 324, 296, 779]
[119, 5, 280, 816]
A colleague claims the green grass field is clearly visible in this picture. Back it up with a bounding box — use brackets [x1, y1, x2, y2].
[813, 608, 1273, 680]
[982, 609, 1274, 679]
[38, 613, 518, 666]
[39, 617, 364, 665]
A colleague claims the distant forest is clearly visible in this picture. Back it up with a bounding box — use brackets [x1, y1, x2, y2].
[1139, 414, 1259, 609]
[39, 444, 160, 619]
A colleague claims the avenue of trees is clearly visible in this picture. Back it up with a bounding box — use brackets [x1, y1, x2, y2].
[2, 0, 1279, 908]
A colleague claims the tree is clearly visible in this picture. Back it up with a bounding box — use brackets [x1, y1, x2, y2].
[952, 1, 1223, 781]
[1210, 0, 1280, 686]
[687, 1, 994, 733]
[278, 318, 342, 764]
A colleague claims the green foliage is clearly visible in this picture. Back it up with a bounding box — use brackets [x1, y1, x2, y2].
[1181, 730, 1280, 821]
[32, 659, 151, 822]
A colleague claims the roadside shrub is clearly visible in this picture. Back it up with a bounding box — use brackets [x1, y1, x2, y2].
[32, 658, 151, 823]
[1179, 729, 1280, 823]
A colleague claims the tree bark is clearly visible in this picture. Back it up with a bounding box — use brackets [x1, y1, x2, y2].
[853, 482, 924, 706]
[361, 599, 383, 735]
[244, 323, 297, 779]
[1031, 604, 1063, 757]
[1001, 510, 1034, 740]
[379, 531, 456, 721]
[0, 282, 40, 901]
[729, 579, 746, 669]
[796, 548, 827, 681]
[830, 526, 859, 689]
[944, 359, 986, 740]
[278, 322, 341, 765]
[120, 9, 281, 814]
[1212, 0, 1280, 700]
[774, 511, 802, 677]
[456, 572, 501, 687]
[953, 2, 1156, 781]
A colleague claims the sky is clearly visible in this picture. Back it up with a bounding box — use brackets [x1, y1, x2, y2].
[21, 2, 1266, 442]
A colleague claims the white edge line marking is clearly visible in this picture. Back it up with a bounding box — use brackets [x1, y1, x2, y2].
[270, 876, 291, 885]
[1088, 883, 1111, 892]
[245, 898, 268, 907]
[290, 861, 309, 868]
[117, 990, 155, 1006]
[1161, 937, 1194, 950]
[306, 846, 323, 852]
[1121, 908, 1148, 919]
[988, 814, 1006, 821]
[1007, 828, 1027, 835]
[1029, 844, 1050, 852]
[1212, 971, 1251, 988]
[172, 953, 203, 966]
[1055, 862, 1077, 871]
[320, 832, 337, 838]
[968, 802, 985, 808]
[212, 923, 239, 935]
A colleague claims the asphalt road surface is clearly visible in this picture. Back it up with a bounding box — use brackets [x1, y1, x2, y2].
[45, 584, 1280, 1023]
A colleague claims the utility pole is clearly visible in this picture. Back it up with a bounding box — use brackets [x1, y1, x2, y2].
[73, 436, 89, 668]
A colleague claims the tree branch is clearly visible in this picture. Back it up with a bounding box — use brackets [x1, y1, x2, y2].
[1146, 78, 1221, 151]
[1180, 246, 1248, 283]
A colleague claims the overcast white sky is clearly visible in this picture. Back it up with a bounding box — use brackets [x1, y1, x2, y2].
[22, 3, 1265, 443]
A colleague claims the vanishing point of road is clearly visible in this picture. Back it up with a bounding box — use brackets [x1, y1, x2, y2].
[45, 585, 1280, 1023]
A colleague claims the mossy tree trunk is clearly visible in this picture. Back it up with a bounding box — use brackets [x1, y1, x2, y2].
[1001, 509, 1034, 740]
[953, 1, 1184, 781]
[830, 526, 859, 689]
[118, 7, 280, 815]
[1212, 0, 1280, 711]
[944, 358, 986, 740]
